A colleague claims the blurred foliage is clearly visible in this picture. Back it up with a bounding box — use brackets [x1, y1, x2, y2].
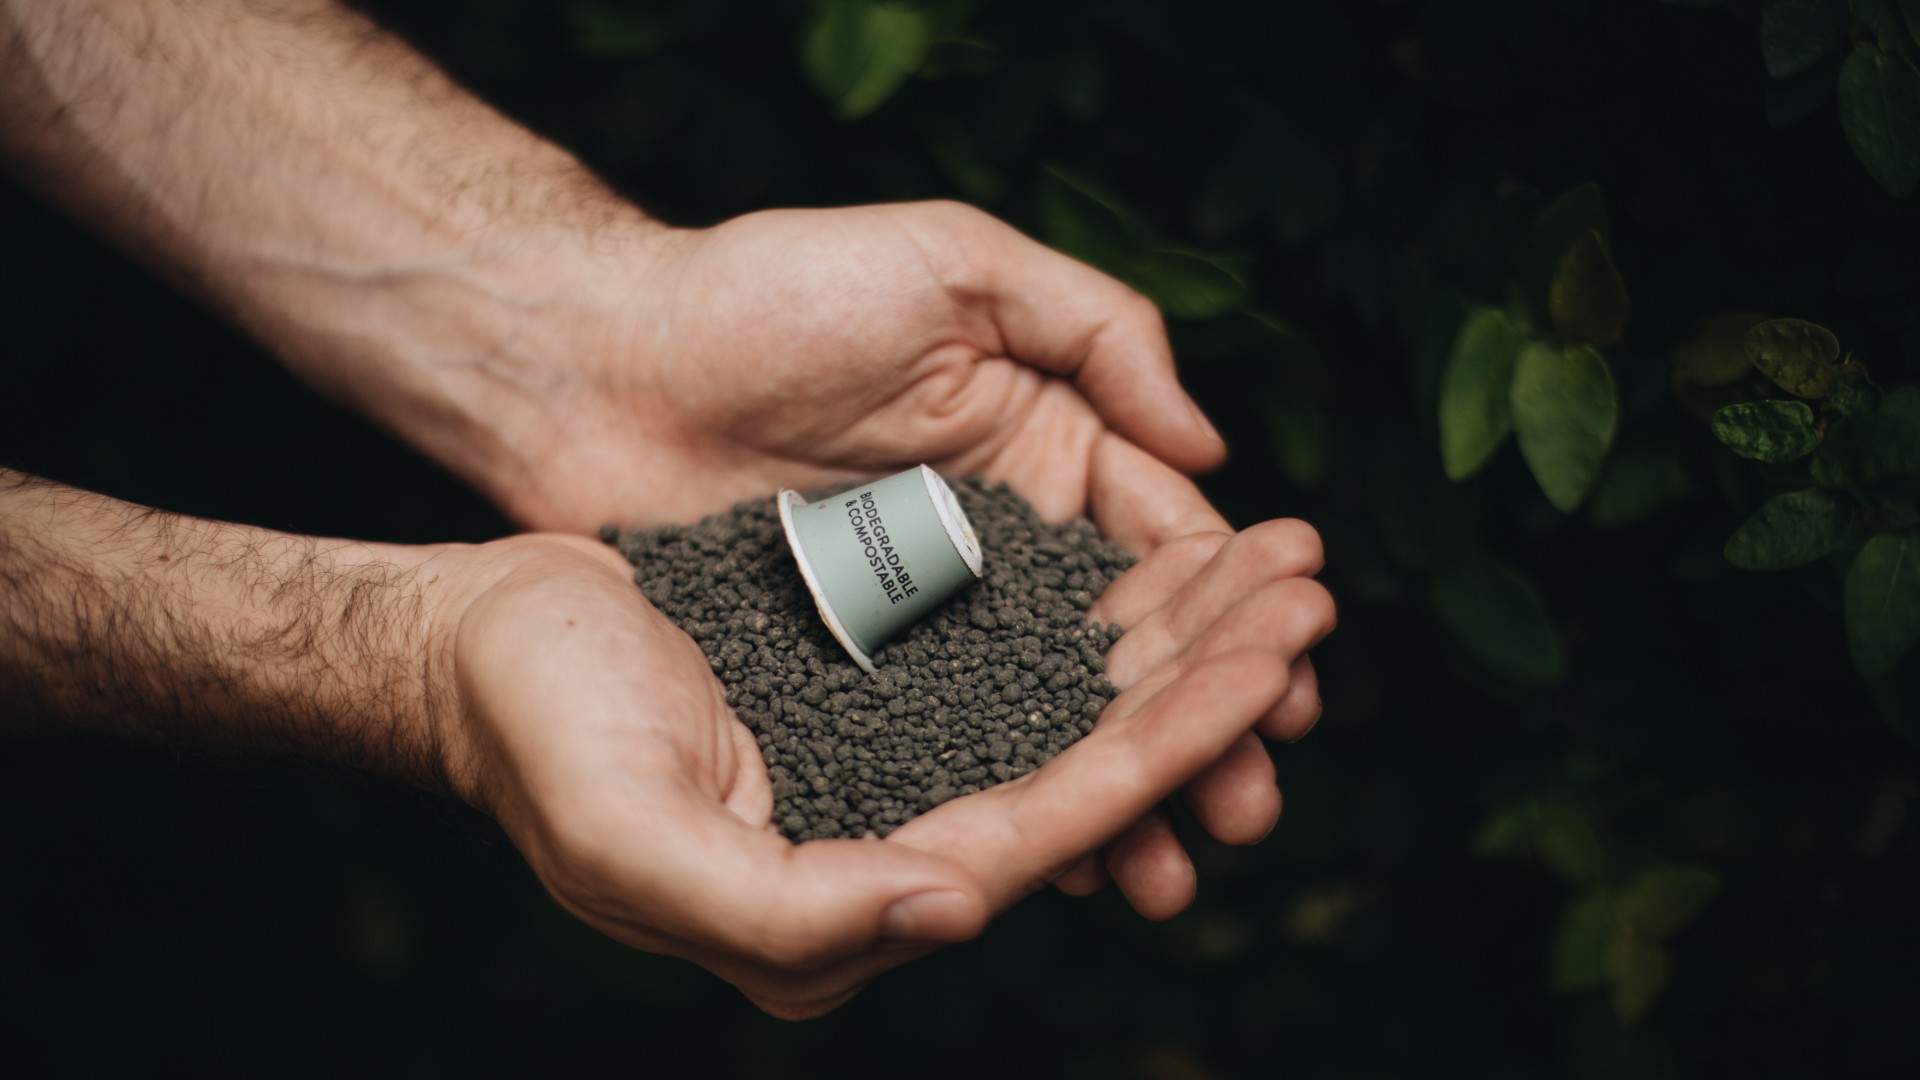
[6, 0, 1920, 1076]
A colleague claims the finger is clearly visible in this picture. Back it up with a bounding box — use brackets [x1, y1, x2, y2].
[889, 647, 1292, 912]
[1104, 810, 1197, 920]
[1106, 520, 1328, 686]
[1088, 435, 1232, 556]
[1086, 530, 1230, 629]
[1076, 528, 1227, 888]
[1053, 853, 1109, 896]
[1182, 732, 1281, 845]
[957, 207, 1227, 474]
[1090, 570, 1327, 893]
[581, 790, 989, 974]
[1103, 578, 1327, 850]
[1259, 654, 1322, 742]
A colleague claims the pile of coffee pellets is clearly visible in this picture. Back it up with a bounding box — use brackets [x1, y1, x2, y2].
[604, 478, 1135, 841]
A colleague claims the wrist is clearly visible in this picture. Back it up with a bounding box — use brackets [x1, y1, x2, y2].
[0, 471, 471, 792]
[271, 204, 692, 533]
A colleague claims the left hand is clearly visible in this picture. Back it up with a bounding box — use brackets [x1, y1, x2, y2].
[448, 200, 1330, 917]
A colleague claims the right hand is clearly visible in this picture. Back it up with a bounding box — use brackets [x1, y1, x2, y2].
[427, 523, 1330, 1018]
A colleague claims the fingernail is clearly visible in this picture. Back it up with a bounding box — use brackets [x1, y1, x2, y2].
[881, 889, 975, 942]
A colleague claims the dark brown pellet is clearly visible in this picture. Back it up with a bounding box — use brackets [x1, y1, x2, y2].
[607, 479, 1133, 841]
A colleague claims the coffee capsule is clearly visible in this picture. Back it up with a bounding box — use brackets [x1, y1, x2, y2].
[778, 465, 984, 672]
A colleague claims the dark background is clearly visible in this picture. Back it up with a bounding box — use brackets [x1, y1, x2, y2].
[5, 1, 1919, 1076]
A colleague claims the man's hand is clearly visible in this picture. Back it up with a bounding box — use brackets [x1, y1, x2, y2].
[0, 454, 1329, 1020]
[431, 530, 1331, 1017]
[482, 202, 1226, 532]
[1, 0, 1334, 953]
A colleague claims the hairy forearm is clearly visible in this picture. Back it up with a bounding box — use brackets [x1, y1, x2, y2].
[0, 0, 669, 512]
[0, 468, 456, 787]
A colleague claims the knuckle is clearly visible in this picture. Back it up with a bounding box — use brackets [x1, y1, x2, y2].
[1123, 289, 1168, 330]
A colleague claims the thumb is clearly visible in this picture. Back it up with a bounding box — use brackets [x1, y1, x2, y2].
[939, 204, 1228, 473]
[642, 793, 989, 969]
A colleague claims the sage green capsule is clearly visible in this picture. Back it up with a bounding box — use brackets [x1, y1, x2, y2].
[778, 465, 984, 672]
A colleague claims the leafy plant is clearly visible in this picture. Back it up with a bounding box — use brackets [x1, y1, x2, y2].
[1708, 319, 1920, 675]
[801, 0, 933, 120]
[1477, 795, 1720, 1022]
[1437, 184, 1626, 512]
[1760, 0, 1920, 197]
[1034, 166, 1248, 320]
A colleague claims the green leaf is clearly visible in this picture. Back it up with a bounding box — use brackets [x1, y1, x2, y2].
[1827, 369, 1886, 418]
[1034, 166, 1152, 275]
[1438, 309, 1529, 480]
[1615, 866, 1720, 941]
[1905, 0, 1920, 48]
[1744, 318, 1842, 398]
[1519, 184, 1611, 326]
[1532, 802, 1609, 884]
[1846, 532, 1920, 674]
[1473, 799, 1607, 882]
[1814, 385, 1920, 488]
[1588, 445, 1695, 527]
[1511, 342, 1621, 512]
[1552, 894, 1613, 992]
[1604, 929, 1670, 1023]
[1125, 249, 1249, 320]
[1869, 385, 1920, 477]
[1429, 562, 1568, 686]
[1711, 400, 1822, 462]
[1548, 229, 1631, 345]
[1761, 0, 1846, 78]
[801, 0, 933, 121]
[1838, 44, 1920, 199]
[1725, 489, 1847, 570]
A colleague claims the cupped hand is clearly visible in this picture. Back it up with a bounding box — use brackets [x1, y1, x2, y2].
[429, 526, 1331, 1017]
[478, 200, 1329, 916]
[501, 199, 1223, 535]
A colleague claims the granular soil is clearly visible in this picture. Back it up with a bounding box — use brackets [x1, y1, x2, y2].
[604, 479, 1135, 841]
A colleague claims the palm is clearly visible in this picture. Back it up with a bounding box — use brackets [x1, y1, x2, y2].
[448, 536, 770, 842]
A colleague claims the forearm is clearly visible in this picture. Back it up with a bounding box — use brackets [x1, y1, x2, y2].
[0, 0, 670, 511]
[0, 468, 457, 788]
